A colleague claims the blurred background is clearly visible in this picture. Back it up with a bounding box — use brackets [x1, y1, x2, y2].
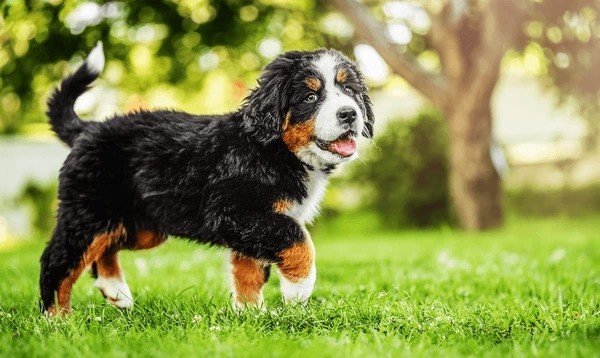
[0, 0, 599, 245]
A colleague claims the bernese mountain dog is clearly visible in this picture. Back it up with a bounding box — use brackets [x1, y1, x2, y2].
[40, 42, 374, 315]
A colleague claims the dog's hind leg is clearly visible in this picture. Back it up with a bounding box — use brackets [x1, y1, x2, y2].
[40, 216, 125, 316]
[92, 230, 166, 309]
[93, 250, 134, 309]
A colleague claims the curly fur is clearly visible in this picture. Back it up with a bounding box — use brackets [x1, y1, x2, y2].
[39, 47, 374, 314]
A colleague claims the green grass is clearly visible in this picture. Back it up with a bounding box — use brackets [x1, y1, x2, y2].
[1, 214, 599, 357]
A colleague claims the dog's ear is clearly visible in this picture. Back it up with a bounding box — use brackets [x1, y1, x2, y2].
[242, 53, 299, 145]
[361, 91, 375, 139]
[345, 59, 375, 139]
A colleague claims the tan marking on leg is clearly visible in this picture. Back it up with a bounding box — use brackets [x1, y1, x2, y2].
[278, 241, 314, 282]
[50, 224, 126, 315]
[282, 114, 315, 153]
[94, 249, 134, 308]
[273, 199, 293, 214]
[231, 253, 267, 306]
[305, 77, 321, 92]
[96, 250, 122, 279]
[133, 231, 166, 250]
[336, 68, 347, 83]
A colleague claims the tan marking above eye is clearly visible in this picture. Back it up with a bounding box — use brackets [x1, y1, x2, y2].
[336, 69, 348, 83]
[305, 77, 321, 92]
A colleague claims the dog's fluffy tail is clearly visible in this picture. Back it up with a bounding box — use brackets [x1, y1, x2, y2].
[47, 41, 104, 147]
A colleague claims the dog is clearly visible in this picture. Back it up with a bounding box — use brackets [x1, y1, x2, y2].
[40, 42, 374, 315]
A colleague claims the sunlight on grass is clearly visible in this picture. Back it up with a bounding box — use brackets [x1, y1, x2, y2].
[0, 215, 598, 356]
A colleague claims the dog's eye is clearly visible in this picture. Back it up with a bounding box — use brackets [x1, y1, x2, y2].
[305, 93, 318, 103]
[343, 85, 355, 96]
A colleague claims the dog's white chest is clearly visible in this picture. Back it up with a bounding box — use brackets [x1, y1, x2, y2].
[286, 170, 329, 225]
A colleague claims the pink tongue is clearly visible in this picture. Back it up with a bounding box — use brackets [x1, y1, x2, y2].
[329, 138, 356, 157]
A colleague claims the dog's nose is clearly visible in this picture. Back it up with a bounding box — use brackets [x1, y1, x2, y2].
[337, 107, 357, 124]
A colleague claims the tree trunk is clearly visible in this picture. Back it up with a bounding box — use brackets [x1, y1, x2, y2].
[446, 93, 503, 230]
[329, 0, 519, 230]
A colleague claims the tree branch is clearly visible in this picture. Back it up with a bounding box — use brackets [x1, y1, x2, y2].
[428, 0, 468, 81]
[330, 0, 448, 107]
[464, 0, 529, 108]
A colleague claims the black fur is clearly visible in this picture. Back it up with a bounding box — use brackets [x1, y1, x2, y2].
[241, 52, 300, 144]
[46, 63, 99, 146]
[40, 48, 373, 312]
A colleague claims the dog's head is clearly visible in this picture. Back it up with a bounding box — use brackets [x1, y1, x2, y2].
[242, 49, 374, 168]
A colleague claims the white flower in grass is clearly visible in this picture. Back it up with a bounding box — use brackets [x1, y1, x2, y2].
[502, 252, 520, 266]
[134, 258, 149, 276]
[549, 248, 566, 263]
[179, 261, 191, 271]
[437, 250, 471, 270]
[192, 314, 203, 324]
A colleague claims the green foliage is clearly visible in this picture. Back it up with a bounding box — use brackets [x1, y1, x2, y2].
[2, 0, 598, 144]
[16, 180, 57, 234]
[527, 0, 600, 148]
[507, 184, 600, 217]
[0, 0, 340, 134]
[0, 215, 599, 356]
[353, 109, 451, 228]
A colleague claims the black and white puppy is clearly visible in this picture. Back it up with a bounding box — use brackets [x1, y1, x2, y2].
[40, 42, 374, 315]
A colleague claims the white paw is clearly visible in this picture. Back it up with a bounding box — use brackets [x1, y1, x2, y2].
[94, 276, 134, 309]
[279, 264, 316, 304]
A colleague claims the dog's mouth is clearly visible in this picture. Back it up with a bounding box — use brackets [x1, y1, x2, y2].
[315, 131, 357, 158]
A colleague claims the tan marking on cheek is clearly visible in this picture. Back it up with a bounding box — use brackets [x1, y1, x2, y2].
[231, 253, 267, 305]
[278, 241, 314, 282]
[133, 231, 166, 250]
[282, 113, 315, 153]
[336, 69, 348, 83]
[305, 77, 321, 92]
[273, 199, 293, 213]
[51, 224, 126, 315]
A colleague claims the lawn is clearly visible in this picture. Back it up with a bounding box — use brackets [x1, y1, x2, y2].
[0, 214, 598, 357]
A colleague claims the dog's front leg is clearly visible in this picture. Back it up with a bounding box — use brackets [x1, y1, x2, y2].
[216, 211, 316, 307]
[276, 227, 316, 304]
[229, 252, 270, 309]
